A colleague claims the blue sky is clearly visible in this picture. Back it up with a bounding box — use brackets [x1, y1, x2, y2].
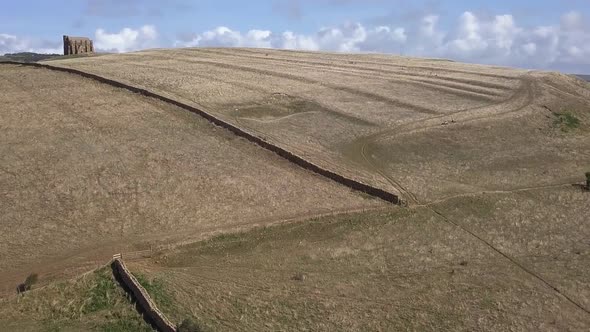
[1, 0, 589, 72]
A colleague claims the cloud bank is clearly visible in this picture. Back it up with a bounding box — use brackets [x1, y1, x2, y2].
[94, 25, 159, 52]
[0, 33, 61, 54]
[174, 10, 590, 71]
[2, 10, 589, 72]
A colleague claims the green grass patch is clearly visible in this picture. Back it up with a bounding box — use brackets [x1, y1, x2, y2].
[553, 112, 581, 132]
[133, 273, 174, 312]
[82, 269, 118, 314]
[0, 267, 155, 331]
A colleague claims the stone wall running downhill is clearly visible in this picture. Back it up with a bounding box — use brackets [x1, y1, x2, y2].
[111, 257, 177, 332]
[0, 61, 401, 205]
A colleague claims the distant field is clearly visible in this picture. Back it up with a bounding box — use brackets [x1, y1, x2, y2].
[0, 64, 381, 295]
[47, 48, 590, 203]
[577, 74, 590, 82]
[0, 52, 61, 62]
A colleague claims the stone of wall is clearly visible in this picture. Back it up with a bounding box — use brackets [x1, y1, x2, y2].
[63, 35, 94, 55]
[0, 61, 401, 205]
[111, 257, 177, 332]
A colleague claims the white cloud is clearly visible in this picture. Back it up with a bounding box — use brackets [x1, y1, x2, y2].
[0, 33, 61, 55]
[278, 31, 318, 50]
[3, 10, 590, 72]
[174, 10, 590, 71]
[175, 26, 275, 48]
[175, 22, 407, 54]
[95, 25, 159, 52]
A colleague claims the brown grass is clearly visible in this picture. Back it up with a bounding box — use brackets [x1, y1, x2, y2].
[0, 266, 153, 331]
[127, 186, 590, 331]
[45, 48, 590, 204]
[1, 47, 589, 330]
[0, 64, 381, 295]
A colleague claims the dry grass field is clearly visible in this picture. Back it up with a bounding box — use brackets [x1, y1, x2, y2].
[125, 188, 590, 331]
[46, 48, 590, 204]
[1, 48, 589, 331]
[0, 64, 382, 297]
[0, 267, 153, 331]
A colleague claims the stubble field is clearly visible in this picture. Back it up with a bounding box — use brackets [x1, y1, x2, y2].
[1, 48, 589, 331]
[0, 64, 382, 296]
[47, 48, 590, 204]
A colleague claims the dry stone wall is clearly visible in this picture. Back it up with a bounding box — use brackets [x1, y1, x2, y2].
[0, 61, 401, 205]
[111, 257, 177, 332]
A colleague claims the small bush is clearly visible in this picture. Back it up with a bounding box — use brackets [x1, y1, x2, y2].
[178, 318, 206, 332]
[17, 273, 39, 294]
[24, 273, 39, 289]
[585, 172, 590, 181]
[554, 112, 581, 132]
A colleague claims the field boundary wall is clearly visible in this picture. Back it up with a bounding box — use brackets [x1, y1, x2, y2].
[111, 256, 177, 332]
[0, 61, 401, 205]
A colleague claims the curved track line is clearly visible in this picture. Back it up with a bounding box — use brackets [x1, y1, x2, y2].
[354, 76, 535, 204]
[125, 61, 377, 127]
[0, 61, 400, 205]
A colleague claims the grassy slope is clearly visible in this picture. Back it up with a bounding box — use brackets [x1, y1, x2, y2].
[129, 186, 589, 331]
[0, 63, 380, 294]
[2, 50, 587, 330]
[0, 267, 153, 332]
[44, 48, 590, 205]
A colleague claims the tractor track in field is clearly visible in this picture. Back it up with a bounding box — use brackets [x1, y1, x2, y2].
[190, 49, 514, 97]
[353, 76, 536, 204]
[189, 50, 509, 103]
[196, 48, 519, 81]
[133, 54, 440, 115]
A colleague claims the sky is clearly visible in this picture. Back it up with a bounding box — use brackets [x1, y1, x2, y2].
[1, 0, 590, 73]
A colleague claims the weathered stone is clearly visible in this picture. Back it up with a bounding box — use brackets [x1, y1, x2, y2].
[63, 35, 94, 55]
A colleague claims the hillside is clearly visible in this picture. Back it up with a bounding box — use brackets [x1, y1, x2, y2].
[0, 52, 61, 62]
[0, 49, 589, 331]
[0, 63, 381, 298]
[46, 48, 590, 204]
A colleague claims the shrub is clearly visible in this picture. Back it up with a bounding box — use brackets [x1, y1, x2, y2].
[178, 318, 206, 332]
[16, 273, 39, 294]
[24, 273, 39, 289]
[554, 112, 581, 132]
